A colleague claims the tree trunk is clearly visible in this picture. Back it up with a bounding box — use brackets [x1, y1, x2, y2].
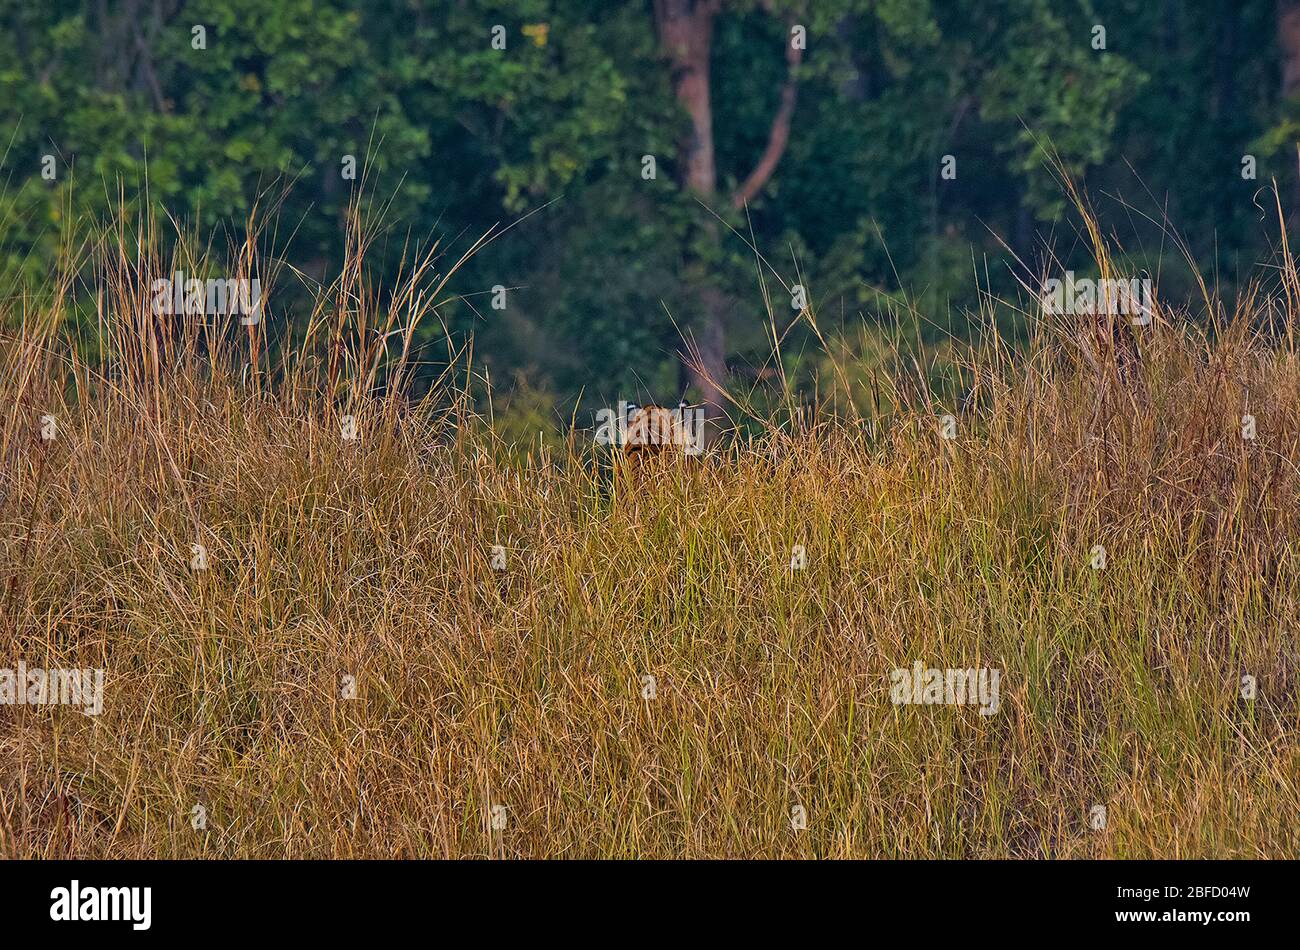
[1279, 0, 1300, 223]
[1282, 1, 1300, 97]
[654, 0, 729, 420]
[654, 1, 804, 426]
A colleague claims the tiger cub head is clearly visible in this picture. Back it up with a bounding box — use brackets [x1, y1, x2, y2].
[624, 404, 698, 457]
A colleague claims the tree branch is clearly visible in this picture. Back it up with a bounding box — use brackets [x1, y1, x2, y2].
[730, 25, 803, 209]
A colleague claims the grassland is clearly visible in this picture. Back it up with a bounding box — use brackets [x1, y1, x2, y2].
[2, 215, 1299, 858]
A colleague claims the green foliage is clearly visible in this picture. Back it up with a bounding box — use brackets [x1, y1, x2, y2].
[0, 0, 1290, 410]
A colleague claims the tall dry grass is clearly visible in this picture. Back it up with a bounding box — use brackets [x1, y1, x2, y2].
[1, 201, 1299, 858]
